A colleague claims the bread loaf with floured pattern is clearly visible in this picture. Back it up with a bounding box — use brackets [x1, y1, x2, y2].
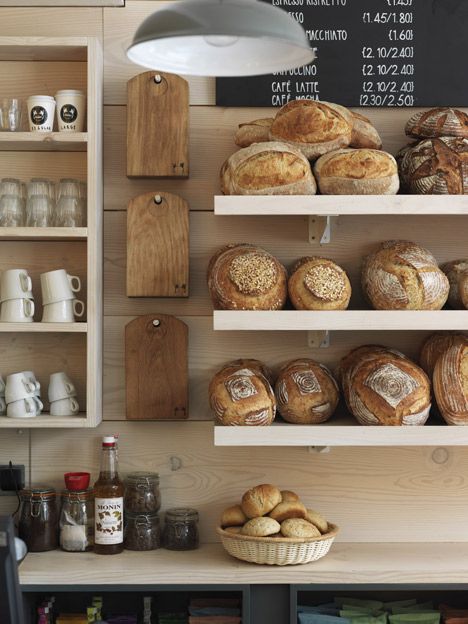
[405, 108, 468, 140]
[442, 259, 468, 309]
[419, 332, 467, 378]
[433, 341, 468, 425]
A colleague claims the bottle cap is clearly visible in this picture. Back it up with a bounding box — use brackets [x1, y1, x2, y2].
[102, 435, 115, 446]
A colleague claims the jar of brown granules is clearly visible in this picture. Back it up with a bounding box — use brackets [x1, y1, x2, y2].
[163, 508, 199, 551]
[124, 472, 161, 513]
[124, 511, 160, 551]
[18, 486, 58, 552]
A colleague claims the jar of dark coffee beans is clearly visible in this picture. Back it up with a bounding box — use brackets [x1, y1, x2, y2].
[18, 486, 58, 552]
[163, 508, 199, 551]
[124, 512, 160, 551]
[124, 472, 161, 513]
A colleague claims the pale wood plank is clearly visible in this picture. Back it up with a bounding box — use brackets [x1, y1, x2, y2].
[0, 37, 88, 61]
[0, 413, 88, 429]
[30, 421, 468, 542]
[0, 322, 86, 332]
[0, 151, 86, 182]
[0, 132, 87, 151]
[0, 227, 87, 240]
[0, 11, 102, 38]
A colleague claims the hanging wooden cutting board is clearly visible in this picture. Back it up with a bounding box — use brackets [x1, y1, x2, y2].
[127, 191, 189, 298]
[125, 314, 188, 420]
[127, 71, 189, 178]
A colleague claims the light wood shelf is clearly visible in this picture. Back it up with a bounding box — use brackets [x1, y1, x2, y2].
[215, 195, 468, 215]
[213, 310, 468, 332]
[0, 227, 87, 240]
[19, 542, 468, 586]
[0, 132, 87, 151]
[0, 37, 88, 61]
[214, 418, 468, 447]
[0, 413, 88, 429]
[0, 322, 87, 333]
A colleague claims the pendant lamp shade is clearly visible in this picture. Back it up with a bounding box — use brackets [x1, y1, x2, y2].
[126, 0, 315, 77]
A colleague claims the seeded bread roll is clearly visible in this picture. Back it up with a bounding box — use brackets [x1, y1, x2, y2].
[442, 260, 468, 309]
[269, 100, 354, 159]
[288, 257, 352, 311]
[209, 364, 276, 426]
[350, 112, 383, 150]
[398, 137, 468, 194]
[268, 501, 307, 522]
[405, 108, 468, 140]
[241, 517, 281, 537]
[433, 341, 468, 425]
[225, 359, 274, 385]
[281, 490, 300, 503]
[220, 142, 316, 195]
[208, 244, 287, 311]
[305, 509, 328, 534]
[235, 118, 273, 148]
[281, 518, 321, 539]
[241, 484, 282, 518]
[419, 333, 468, 378]
[220, 505, 248, 528]
[362, 240, 450, 310]
[275, 358, 340, 424]
[314, 148, 399, 195]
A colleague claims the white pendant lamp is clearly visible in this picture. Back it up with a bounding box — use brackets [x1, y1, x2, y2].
[126, 0, 315, 77]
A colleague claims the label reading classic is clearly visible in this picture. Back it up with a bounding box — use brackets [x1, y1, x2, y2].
[95, 497, 123, 545]
[216, 0, 468, 107]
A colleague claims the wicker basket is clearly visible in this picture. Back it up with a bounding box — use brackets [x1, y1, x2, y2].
[217, 523, 339, 566]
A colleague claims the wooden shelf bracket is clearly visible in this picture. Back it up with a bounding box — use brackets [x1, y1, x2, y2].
[308, 330, 330, 349]
[309, 215, 332, 245]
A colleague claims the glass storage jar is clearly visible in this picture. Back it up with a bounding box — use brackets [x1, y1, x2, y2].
[124, 511, 160, 551]
[18, 486, 58, 552]
[163, 508, 199, 551]
[60, 489, 94, 552]
[124, 471, 161, 513]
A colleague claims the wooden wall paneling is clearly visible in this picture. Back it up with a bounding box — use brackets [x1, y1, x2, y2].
[30, 421, 468, 543]
[0, 430, 29, 515]
[104, 315, 433, 421]
[0, 8, 102, 37]
[0, 152, 86, 185]
[103, 1, 215, 105]
[104, 210, 468, 316]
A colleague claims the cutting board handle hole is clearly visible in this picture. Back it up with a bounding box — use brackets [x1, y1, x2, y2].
[154, 74, 162, 84]
[154, 195, 163, 205]
[152, 319, 161, 327]
[151, 74, 168, 95]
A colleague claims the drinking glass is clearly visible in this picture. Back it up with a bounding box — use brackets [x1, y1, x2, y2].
[54, 196, 84, 227]
[1, 177, 22, 197]
[28, 178, 55, 200]
[0, 99, 22, 131]
[25, 194, 52, 227]
[0, 194, 24, 226]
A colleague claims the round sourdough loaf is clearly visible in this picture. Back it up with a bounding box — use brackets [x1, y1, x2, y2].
[234, 118, 273, 148]
[275, 358, 339, 424]
[337, 344, 408, 390]
[345, 351, 431, 426]
[269, 99, 354, 159]
[224, 358, 274, 385]
[419, 332, 467, 378]
[288, 256, 351, 311]
[361, 240, 450, 310]
[433, 341, 468, 425]
[405, 108, 468, 139]
[314, 148, 399, 195]
[442, 259, 468, 309]
[209, 363, 276, 426]
[241, 484, 282, 518]
[350, 112, 382, 150]
[207, 244, 287, 310]
[220, 141, 316, 195]
[398, 136, 468, 194]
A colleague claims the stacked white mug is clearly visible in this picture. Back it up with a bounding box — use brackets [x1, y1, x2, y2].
[40, 269, 85, 322]
[5, 371, 43, 419]
[48, 372, 79, 416]
[0, 376, 6, 416]
[0, 269, 34, 322]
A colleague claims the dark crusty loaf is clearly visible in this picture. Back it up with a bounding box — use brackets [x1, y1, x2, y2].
[406, 108, 468, 140]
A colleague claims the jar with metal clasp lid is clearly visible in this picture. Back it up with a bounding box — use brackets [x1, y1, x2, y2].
[124, 511, 160, 551]
[18, 486, 58, 552]
[162, 507, 199, 551]
[124, 471, 161, 513]
[60, 488, 94, 552]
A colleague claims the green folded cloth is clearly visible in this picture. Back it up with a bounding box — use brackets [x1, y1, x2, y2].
[340, 612, 387, 624]
[335, 599, 384, 612]
[392, 605, 435, 615]
[384, 602, 418, 611]
[390, 613, 440, 624]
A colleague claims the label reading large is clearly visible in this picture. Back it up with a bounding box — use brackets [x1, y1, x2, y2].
[95, 497, 123, 545]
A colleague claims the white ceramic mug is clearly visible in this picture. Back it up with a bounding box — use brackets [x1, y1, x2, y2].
[27, 95, 55, 132]
[0, 269, 33, 302]
[48, 372, 76, 402]
[0, 298, 34, 322]
[0, 396, 6, 415]
[50, 396, 79, 416]
[40, 269, 81, 305]
[42, 298, 84, 323]
[55, 90, 86, 132]
[7, 396, 42, 419]
[5, 371, 40, 403]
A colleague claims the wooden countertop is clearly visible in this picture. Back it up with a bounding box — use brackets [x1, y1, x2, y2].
[19, 542, 468, 587]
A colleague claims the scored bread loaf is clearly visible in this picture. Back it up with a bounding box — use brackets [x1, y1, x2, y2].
[275, 358, 340, 424]
[269, 100, 354, 160]
[398, 137, 468, 194]
[405, 108, 468, 140]
[220, 142, 316, 195]
[241, 484, 282, 518]
[419, 332, 467, 378]
[207, 244, 287, 310]
[350, 112, 383, 150]
[288, 256, 351, 311]
[442, 259, 468, 309]
[433, 341, 468, 425]
[314, 148, 399, 195]
[225, 358, 274, 385]
[235, 118, 273, 147]
[344, 350, 431, 426]
[209, 363, 276, 426]
[337, 345, 408, 393]
[362, 240, 450, 310]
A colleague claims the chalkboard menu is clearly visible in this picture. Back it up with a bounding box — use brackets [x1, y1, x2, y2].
[216, 0, 468, 107]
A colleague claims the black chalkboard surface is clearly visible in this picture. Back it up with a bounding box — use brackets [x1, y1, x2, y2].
[216, 0, 468, 107]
